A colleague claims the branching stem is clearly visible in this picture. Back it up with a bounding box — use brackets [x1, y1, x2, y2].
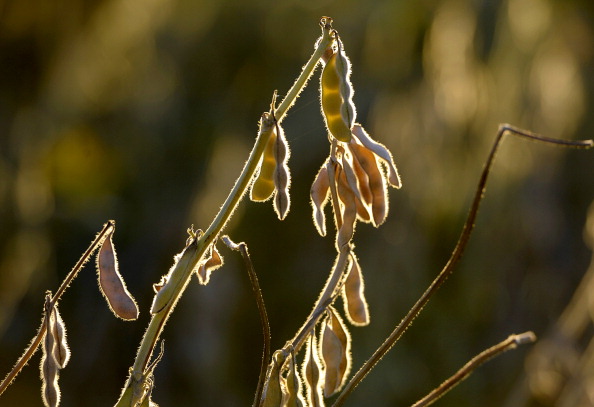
[331, 125, 593, 406]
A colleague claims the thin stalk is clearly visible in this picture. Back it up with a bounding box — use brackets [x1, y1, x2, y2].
[221, 236, 271, 407]
[125, 18, 335, 385]
[331, 125, 593, 407]
[411, 332, 536, 407]
[0, 220, 115, 396]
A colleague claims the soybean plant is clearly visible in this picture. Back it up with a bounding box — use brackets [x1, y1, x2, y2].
[0, 16, 592, 407]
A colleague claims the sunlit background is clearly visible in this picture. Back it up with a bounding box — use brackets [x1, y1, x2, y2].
[1, 0, 593, 406]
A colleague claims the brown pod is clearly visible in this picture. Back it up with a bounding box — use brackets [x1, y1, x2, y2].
[273, 122, 291, 220]
[336, 168, 357, 249]
[261, 350, 285, 407]
[342, 254, 370, 326]
[281, 353, 306, 407]
[97, 231, 139, 320]
[321, 308, 351, 396]
[51, 305, 70, 368]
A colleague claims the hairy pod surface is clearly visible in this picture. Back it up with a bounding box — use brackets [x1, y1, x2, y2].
[97, 231, 139, 320]
[50, 306, 70, 369]
[302, 334, 324, 407]
[41, 298, 60, 407]
[273, 123, 291, 220]
[261, 350, 285, 407]
[320, 39, 356, 142]
[281, 353, 305, 407]
[310, 161, 331, 236]
[321, 308, 351, 397]
[342, 254, 369, 326]
[251, 124, 278, 202]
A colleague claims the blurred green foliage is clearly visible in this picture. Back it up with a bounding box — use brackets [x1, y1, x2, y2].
[0, 0, 593, 406]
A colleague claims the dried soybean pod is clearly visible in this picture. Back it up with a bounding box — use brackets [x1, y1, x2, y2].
[50, 305, 70, 369]
[310, 161, 331, 236]
[350, 141, 388, 227]
[321, 308, 351, 396]
[302, 334, 325, 407]
[351, 124, 401, 188]
[251, 120, 278, 202]
[41, 296, 60, 407]
[336, 168, 357, 249]
[196, 243, 224, 285]
[261, 350, 285, 407]
[97, 231, 139, 320]
[282, 352, 306, 407]
[273, 121, 291, 220]
[342, 253, 370, 326]
[320, 37, 356, 143]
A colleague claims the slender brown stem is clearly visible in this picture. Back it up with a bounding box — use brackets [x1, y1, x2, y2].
[0, 220, 115, 396]
[221, 236, 271, 407]
[411, 332, 536, 407]
[331, 125, 593, 407]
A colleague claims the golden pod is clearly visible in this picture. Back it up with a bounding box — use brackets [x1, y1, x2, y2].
[196, 243, 224, 285]
[302, 333, 325, 407]
[251, 127, 278, 202]
[342, 254, 370, 326]
[281, 352, 306, 407]
[320, 41, 356, 143]
[261, 350, 286, 407]
[97, 231, 139, 320]
[336, 168, 357, 249]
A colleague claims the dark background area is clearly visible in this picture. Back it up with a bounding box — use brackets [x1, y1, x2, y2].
[0, 0, 593, 406]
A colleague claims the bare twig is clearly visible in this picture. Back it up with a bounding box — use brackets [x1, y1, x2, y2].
[222, 236, 271, 407]
[411, 332, 536, 407]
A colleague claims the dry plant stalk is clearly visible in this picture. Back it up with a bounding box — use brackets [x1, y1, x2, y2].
[0, 16, 592, 407]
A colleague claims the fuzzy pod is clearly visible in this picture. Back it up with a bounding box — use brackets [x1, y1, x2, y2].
[196, 243, 224, 285]
[273, 123, 291, 220]
[342, 254, 370, 326]
[302, 334, 325, 407]
[261, 350, 286, 407]
[351, 124, 401, 188]
[281, 353, 306, 407]
[310, 161, 331, 236]
[97, 231, 139, 320]
[340, 147, 373, 223]
[320, 41, 356, 142]
[50, 306, 70, 369]
[335, 168, 357, 249]
[349, 141, 388, 227]
[41, 298, 60, 407]
[321, 308, 351, 397]
[251, 125, 278, 202]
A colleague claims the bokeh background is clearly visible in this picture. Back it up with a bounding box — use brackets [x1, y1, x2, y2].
[1, 0, 594, 406]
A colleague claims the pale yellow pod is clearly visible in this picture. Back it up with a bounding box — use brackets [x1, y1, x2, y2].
[97, 231, 139, 320]
[302, 334, 325, 407]
[310, 161, 331, 236]
[196, 243, 224, 285]
[350, 142, 388, 227]
[342, 254, 370, 326]
[251, 128, 278, 202]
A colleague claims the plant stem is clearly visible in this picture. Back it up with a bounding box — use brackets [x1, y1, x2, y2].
[124, 19, 334, 387]
[0, 220, 114, 396]
[331, 125, 593, 407]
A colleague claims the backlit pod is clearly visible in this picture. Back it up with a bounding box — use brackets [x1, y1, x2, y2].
[250, 124, 278, 202]
[320, 37, 356, 142]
